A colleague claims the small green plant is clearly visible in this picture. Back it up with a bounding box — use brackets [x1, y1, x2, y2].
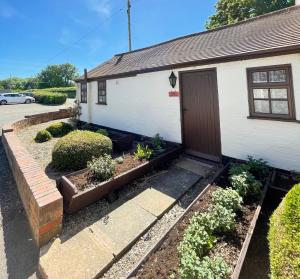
[228, 163, 250, 177]
[134, 144, 153, 160]
[115, 156, 124, 164]
[151, 133, 165, 151]
[34, 129, 52, 143]
[212, 188, 242, 212]
[96, 129, 109, 137]
[230, 171, 262, 199]
[46, 122, 73, 137]
[209, 204, 236, 233]
[247, 156, 270, 181]
[87, 154, 115, 182]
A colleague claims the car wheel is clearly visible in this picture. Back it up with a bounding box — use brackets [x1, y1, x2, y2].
[0, 100, 7, 105]
[25, 99, 31, 104]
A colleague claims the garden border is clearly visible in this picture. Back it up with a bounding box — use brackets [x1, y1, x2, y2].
[126, 163, 272, 279]
[59, 146, 182, 213]
[1, 108, 72, 246]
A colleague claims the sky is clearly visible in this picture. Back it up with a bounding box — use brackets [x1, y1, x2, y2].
[0, 0, 217, 79]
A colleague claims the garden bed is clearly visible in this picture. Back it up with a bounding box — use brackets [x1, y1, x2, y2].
[59, 146, 182, 213]
[126, 162, 271, 279]
[270, 168, 300, 192]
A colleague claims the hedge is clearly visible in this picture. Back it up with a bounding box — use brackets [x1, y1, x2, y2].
[46, 122, 73, 137]
[52, 130, 112, 170]
[268, 184, 300, 279]
[33, 91, 67, 105]
[27, 86, 76, 99]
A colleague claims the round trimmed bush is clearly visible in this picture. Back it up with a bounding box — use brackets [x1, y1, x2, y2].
[52, 130, 112, 170]
[268, 184, 300, 279]
[46, 122, 73, 137]
[34, 129, 52, 143]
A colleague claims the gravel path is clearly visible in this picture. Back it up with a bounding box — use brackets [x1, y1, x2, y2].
[16, 119, 73, 180]
[101, 170, 216, 279]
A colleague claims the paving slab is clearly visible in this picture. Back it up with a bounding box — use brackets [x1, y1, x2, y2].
[175, 157, 214, 177]
[90, 201, 157, 256]
[39, 229, 114, 279]
[146, 166, 201, 199]
[132, 188, 176, 217]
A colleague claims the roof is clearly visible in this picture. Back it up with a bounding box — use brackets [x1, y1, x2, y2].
[78, 5, 300, 81]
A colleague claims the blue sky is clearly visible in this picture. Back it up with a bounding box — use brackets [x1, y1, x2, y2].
[0, 0, 217, 79]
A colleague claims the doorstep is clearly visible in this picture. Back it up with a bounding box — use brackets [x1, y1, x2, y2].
[39, 159, 211, 279]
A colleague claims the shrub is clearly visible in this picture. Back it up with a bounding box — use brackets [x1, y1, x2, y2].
[230, 171, 262, 199]
[52, 130, 112, 170]
[268, 184, 300, 279]
[209, 204, 236, 233]
[150, 133, 165, 151]
[229, 163, 250, 177]
[179, 255, 231, 279]
[212, 188, 242, 212]
[134, 144, 153, 160]
[115, 156, 124, 164]
[46, 122, 73, 137]
[33, 91, 67, 105]
[247, 156, 270, 181]
[87, 154, 115, 181]
[96, 129, 109, 137]
[34, 129, 52, 143]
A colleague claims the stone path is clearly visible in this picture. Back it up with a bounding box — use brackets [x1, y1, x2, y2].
[39, 157, 213, 279]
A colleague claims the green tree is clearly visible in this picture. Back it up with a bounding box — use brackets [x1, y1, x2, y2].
[37, 63, 79, 88]
[206, 0, 295, 30]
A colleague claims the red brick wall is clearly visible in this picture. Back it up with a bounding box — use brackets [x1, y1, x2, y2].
[2, 109, 71, 246]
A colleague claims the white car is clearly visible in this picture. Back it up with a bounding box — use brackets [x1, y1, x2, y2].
[0, 93, 35, 105]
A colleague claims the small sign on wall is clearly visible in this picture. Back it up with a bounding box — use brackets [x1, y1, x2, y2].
[169, 91, 180, 97]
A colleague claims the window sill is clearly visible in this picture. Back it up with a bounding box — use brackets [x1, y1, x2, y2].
[247, 116, 300, 123]
[96, 102, 107, 105]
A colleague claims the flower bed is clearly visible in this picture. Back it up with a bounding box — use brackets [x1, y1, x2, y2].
[126, 159, 272, 279]
[59, 145, 182, 213]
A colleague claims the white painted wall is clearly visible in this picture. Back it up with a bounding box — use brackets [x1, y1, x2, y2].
[78, 53, 300, 170]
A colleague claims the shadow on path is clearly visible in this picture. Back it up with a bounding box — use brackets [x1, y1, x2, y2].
[0, 136, 39, 279]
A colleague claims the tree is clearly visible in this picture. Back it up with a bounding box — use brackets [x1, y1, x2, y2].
[37, 63, 79, 88]
[206, 0, 295, 30]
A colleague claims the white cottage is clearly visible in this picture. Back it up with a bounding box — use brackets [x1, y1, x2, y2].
[76, 5, 300, 171]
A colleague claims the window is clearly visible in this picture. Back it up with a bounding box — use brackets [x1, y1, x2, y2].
[247, 65, 295, 120]
[97, 80, 107, 105]
[80, 83, 87, 103]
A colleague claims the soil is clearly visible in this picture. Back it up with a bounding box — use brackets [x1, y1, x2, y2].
[135, 184, 258, 279]
[68, 154, 144, 191]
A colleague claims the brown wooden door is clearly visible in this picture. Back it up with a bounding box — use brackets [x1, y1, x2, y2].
[180, 69, 221, 161]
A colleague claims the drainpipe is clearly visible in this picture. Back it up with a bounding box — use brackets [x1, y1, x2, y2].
[84, 69, 92, 124]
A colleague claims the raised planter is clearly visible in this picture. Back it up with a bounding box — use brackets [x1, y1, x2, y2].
[126, 163, 272, 279]
[270, 168, 300, 193]
[59, 146, 182, 213]
[109, 130, 134, 152]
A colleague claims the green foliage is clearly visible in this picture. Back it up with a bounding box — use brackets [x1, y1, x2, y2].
[206, 0, 295, 30]
[268, 184, 300, 279]
[134, 144, 153, 160]
[33, 91, 67, 105]
[38, 63, 79, 88]
[46, 122, 73, 137]
[246, 156, 270, 181]
[96, 129, 109, 137]
[81, 123, 94, 131]
[179, 255, 231, 279]
[34, 130, 52, 143]
[87, 154, 115, 182]
[230, 171, 262, 199]
[212, 188, 242, 212]
[151, 133, 165, 151]
[229, 163, 250, 177]
[209, 204, 236, 233]
[115, 156, 124, 164]
[52, 130, 112, 170]
[30, 87, 76, 98]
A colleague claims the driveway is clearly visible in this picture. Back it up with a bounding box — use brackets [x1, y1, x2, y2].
[0, 101, 72, 279]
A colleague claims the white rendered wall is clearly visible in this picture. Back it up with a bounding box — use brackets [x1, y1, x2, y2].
[78, 53, 300, 170]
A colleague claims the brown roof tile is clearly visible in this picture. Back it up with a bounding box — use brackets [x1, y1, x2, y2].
[79, 6, 300, 81]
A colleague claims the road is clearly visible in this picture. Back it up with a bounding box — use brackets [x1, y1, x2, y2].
[0, 101, 72, 279]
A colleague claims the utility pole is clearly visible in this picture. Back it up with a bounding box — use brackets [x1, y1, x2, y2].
[127, 0, 132, 51]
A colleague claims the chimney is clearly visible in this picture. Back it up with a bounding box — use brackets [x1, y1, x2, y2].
[84, 68, 88, 81]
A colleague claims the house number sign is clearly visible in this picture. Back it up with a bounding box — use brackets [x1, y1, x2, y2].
[169, 91, 180, 97]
